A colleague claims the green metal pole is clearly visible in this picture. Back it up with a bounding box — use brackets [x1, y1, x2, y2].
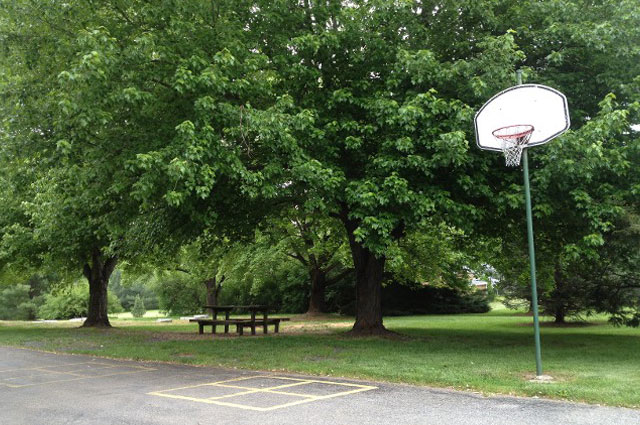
[517, 70, 543, 377]
[522, 150, 543, 377]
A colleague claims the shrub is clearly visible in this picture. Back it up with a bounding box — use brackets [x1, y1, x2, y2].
[331, 280, 491, 316]
[109, 270, 159, 310]
[0, 284, 40, 320]
[38, 282, 124, 320]
[381, 282, 491, 316]
[131, 295, 146, 318]
[218, 255, 310, 314]
[155, 273, 206, 316]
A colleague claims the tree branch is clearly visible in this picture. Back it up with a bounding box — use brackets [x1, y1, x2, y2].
[326, 268, 353, 285]
[174, 267, 191, 274]
[287, 252, 308, 266]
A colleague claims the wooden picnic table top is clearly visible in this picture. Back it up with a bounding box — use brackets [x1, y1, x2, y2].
[203, 305, 270, 312]
[194, 305, 290, 336]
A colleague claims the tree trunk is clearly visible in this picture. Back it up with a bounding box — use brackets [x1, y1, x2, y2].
[204, 276, 223, 314]
[307, 269, 327, 314]
[342, 211, 388, 335]
[82, 248, 117, 328]
[553, 264, 566, 324]
[351, 247, 386, 334]
[205, 278, 217, 307]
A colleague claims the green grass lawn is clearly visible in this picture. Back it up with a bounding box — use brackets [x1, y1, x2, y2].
[1, 310, 639, 408]
[110, 309, 169, 319]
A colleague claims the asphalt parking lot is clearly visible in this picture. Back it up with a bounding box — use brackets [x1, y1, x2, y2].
[1, 346, 638, 425]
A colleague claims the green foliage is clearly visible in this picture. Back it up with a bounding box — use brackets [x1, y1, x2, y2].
[1, 1, 639, 327]
[109, 270, 159, 311]
[38, 283, 123, 320]
[493, 92, 640, 323]
[131, 295, 146, 318]
[154, 272, 206, 316]
[387, 226, 470, 289]
[382, 283, 491, 316]
[0, 284, 39, 320]
[218, 240, 311, 313]
[566, 211, 640, 327]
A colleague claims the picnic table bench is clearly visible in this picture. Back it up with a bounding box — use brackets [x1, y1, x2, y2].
[189, 305, 290, 336]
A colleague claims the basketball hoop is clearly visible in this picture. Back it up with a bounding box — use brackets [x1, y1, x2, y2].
[492, 124, 534, 167]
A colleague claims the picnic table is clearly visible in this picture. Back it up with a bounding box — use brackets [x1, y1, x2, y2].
[189, 305, 290, 336]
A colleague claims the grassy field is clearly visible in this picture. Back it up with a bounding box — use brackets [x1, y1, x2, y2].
[1, 308, 639, 408]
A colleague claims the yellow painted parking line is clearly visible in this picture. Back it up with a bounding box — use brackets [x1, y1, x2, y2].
[263, 389, 318, 398]
[146, 375, 263, 394]
[148, 391, 269, 411]
[306, 386, 378, 399]
[214, 379, 315, 391]
[2, 370, 76, 382]
[207, 390, 265, 400]
[259, 398, 323, 411]
[256, 386, 377, 411]
[147, 375, 377, 411]
[0, 361, 98, 374]
[271, 376, 379, 389]
[263, 384, 377, 400]
[150, 389, 260, 402]
[0, 360, 144, 375]
[2, 367, 156, 388]
[205, 375, 272, 385]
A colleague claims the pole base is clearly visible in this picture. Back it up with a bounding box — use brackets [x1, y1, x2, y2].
[529, 375, 554, 383]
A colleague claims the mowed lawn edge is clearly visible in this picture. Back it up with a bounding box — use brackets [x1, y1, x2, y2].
[1, 312, 639, 409]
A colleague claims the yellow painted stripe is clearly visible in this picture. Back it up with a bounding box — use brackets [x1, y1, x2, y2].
[148, 392, 269, 411]
[0, 361, 95, 373]
[147, 376, 378, 411]
[270, 376, 378, 389]
[262, 389, 318, 399]
[2, 368, 156, 388]
[148, 376, 262, 394]
[206, 390, 263, 400]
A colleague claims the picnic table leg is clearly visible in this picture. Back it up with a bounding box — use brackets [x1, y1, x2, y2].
[199, 323, 204, 334]
[237, 324, 243, 336]
[263, 312, 268, 334]
[251, 310, 257, 336]
[224, 311, 230, 334]
[275, 321, 280, 333]
[212, 311, 217, 334]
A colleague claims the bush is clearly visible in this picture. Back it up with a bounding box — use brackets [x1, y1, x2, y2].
[0, 284, 40, 320]
[323, 280, 492, 316]
[381, 282, 491, 316]
[109, 270, 159, 311]
[218, 254, 311, 314]
[155, 273, 206, 316]
[38, 282, 124, 320]
[131, 295, 146, 318]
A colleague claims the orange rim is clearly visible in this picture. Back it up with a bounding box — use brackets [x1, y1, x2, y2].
[492, 124, 534, 140]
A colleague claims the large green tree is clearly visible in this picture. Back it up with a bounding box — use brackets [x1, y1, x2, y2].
[483, 0, 640, 323]
[3, 0, 638, 334]
[240, 1, 524, 333]
[0, 0, 274, 326]
[260, 211, 351, 314]
[493, 95, 640, 323]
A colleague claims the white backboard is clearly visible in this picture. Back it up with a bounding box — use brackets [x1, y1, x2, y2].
[474, 84, 570, 151]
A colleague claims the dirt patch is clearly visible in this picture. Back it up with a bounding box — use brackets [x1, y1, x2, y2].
[136, 321, 356, 342]
[291, 313, 347, 322]
[144, 332, 233, 342]
[286, 322, 352, 331]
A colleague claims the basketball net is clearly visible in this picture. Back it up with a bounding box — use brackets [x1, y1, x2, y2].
[492, 125, 535, 167]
